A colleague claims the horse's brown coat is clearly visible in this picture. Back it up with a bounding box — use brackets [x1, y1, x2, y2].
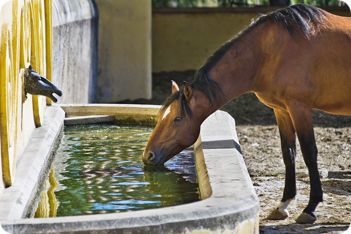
[143, 4, 351, 223]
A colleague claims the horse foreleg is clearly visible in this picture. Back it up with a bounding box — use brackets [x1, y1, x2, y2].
[267, 109, 297, 220]
[288, 104, 323, 224]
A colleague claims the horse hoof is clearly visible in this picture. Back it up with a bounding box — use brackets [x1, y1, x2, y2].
[266, 208, 289, 220]
[295, 212, 316, 224]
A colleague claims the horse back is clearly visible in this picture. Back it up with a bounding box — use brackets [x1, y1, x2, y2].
[255, 11, 351, 116]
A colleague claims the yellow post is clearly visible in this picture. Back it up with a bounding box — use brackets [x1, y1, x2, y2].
[0, 23, 15, 187]
[30, 0, 45, 127]
[21, 0, 32, 68]
[29, 0, 39, 127]
[11, 0, 22, 186]
[0, 25, 13, 187]
[45, 0, 52, 105]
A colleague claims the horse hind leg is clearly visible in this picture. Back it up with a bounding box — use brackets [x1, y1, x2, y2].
[288, 104, 323, 224]
[267, 109, 297, 220]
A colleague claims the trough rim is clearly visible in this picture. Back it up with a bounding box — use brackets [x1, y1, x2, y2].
[1, 104, 259, 233]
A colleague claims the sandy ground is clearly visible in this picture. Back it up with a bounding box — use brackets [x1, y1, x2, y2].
[121, 71, 351, 234]
[238, 125, 351, 234]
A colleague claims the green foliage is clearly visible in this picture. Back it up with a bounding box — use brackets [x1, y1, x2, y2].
[291, 0, 343, 6]
[217, 0, 248, 6]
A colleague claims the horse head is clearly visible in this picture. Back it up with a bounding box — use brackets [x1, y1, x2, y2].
[24, 65, 62, 102]
[142, 81, 209, 167]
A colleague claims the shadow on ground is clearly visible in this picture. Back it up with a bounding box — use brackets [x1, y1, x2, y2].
[260, 223, 350, 234]
[119, 71, 351, 127]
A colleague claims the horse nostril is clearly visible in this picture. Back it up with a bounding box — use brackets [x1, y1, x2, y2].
[147, 151, 155, 161]
[143, 151, 160, 166]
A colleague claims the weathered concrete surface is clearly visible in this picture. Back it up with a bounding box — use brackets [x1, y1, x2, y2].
[64, 115, 114, 126]
[60, 104, 160, 117]
[1, 107, 259, 234]
[94, 0, 152, 102]
[52, 0, 97, 103]
[61, 104, 159, 126]
[0, 106, 64, 221]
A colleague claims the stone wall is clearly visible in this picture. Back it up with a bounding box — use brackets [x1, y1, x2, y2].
[52, 0, 152, 103]
[52, 0, 98, 103]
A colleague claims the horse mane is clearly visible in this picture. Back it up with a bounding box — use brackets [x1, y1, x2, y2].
[161, 4, 326, 117]
[263, 4, 325, 37]
[197, 4, 326, 77]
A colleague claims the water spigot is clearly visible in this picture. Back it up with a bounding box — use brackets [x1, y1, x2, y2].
[24, 65, 62, 102]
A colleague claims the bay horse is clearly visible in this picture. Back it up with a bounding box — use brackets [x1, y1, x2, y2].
[143, 4, 351, 224]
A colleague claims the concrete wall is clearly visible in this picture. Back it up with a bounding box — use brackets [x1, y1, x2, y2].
[52, 0, 98, 103]
[152, 7, 350, 72]
[95, 0, 152, 102]
[52, 0, 153, 103]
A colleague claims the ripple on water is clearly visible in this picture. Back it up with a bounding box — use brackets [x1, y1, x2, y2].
[44, 124, 199, 217]
[111, 200, 161, 205]
[92, 203, 136, 211]
[113, 181, 150, 186]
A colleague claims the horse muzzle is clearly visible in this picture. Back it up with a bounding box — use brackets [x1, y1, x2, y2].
[142, 150, 165, 167]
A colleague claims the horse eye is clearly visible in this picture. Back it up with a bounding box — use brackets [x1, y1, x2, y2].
[174, 116, 183, 122]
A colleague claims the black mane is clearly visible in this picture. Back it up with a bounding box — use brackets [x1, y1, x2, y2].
[197, 4, 325, 80]
[162, 4, 325, 116]
[265, 4, 325, 37]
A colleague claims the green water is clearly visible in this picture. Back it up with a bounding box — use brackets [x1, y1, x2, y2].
[37, 124, 199, 217]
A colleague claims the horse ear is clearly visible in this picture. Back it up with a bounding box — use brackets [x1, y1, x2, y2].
[183, 83, 193, 102]
[171, 80, 179, 94]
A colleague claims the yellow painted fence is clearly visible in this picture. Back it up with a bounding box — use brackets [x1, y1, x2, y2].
[0, 0, 52, 189]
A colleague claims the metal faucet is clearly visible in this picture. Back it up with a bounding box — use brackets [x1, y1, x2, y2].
[24, 65, 62, 102]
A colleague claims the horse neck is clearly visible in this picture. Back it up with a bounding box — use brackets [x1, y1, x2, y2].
[207, 24, 267, 109]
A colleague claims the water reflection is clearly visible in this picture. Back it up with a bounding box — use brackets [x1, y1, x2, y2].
[34, 125, 199, 217]
[34, 169, 58, 218]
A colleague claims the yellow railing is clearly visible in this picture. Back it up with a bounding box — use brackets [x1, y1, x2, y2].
[0, 0, 52, 187]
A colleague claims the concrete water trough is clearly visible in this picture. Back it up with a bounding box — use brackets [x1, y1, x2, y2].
[0, 104, 259, 233]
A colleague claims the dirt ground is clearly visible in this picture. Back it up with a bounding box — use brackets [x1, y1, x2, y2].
[120, 71, 351, 234]
[239, 125, 351, 234]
